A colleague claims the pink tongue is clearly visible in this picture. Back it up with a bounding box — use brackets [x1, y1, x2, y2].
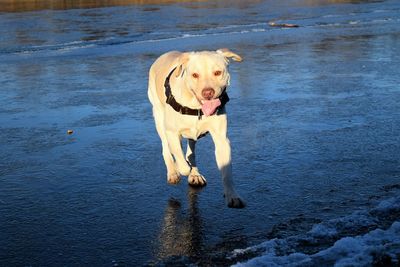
[201, 98, 221, 116]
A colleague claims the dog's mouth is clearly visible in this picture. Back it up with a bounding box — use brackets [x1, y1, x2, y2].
[201, 98, 221, 116]
[191, 87, 224, 116]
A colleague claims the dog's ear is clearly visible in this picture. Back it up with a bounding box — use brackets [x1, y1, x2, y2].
[217, 48, 243, 62]
[175, 52, 190, 77]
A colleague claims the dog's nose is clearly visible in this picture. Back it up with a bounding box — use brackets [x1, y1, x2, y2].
[202, 88, 215, 100]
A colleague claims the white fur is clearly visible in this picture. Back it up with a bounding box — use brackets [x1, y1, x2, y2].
[148, 49, 245, 208]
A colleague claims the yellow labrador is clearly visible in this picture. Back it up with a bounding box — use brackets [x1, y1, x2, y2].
[148, 49, 245, 208]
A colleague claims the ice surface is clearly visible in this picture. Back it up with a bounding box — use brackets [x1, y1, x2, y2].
[1, 0, 400, 266]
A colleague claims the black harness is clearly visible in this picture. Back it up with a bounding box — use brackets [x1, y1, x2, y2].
[164, 67, 229, 119]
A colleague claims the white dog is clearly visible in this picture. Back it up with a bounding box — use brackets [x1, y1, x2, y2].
[148, 48, 245, 208]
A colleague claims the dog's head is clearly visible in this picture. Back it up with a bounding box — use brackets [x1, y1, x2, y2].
[175, 48, 242, 101]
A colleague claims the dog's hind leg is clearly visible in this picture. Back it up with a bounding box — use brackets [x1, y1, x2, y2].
[186, 139, 207, 187]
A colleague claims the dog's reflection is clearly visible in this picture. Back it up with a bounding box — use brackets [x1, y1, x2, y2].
[157, 187, 204, 261]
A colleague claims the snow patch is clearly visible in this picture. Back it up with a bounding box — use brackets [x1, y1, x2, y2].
[231, 196, 400, 266]
[374, 197, 400, 212]
[233, 222, 400, 267]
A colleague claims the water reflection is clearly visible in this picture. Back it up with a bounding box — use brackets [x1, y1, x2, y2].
[156, 187, 204, 262]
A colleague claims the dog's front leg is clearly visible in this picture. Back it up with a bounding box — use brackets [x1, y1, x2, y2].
[186, 139, 207, 186]
[166, 130, 191, 177]
[210, 130, 245, 208]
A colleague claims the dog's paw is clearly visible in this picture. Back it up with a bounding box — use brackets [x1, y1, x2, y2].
[167, 172, 181, 185]
[225, 195, 246, 209]
[188, 169, 207, 187]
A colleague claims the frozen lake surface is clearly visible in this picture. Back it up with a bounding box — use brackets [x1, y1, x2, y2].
[1, 0, 400, 265]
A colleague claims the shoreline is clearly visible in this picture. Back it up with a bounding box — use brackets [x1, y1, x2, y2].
[0, 0, 268, 13]
[0, 0, 209, 12]
[0, 0, 364, 13]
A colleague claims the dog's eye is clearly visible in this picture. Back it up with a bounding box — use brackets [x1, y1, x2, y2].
[214, 70, 222, 76]
[192, 73, 199, 79]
